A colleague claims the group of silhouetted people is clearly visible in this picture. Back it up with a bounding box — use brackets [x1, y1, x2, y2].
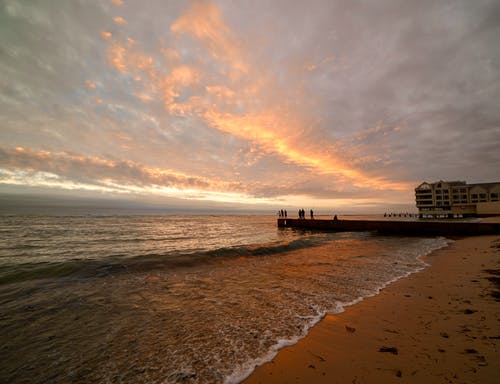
[278, 209, 341, 220]
[297, 209, 314, 219]
[278, 209, 287, 218]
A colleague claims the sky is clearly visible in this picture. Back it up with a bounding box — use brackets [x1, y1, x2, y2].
[1, 0, 499, 213]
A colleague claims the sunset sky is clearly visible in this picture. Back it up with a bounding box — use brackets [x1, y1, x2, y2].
[1, 0, 499, 213]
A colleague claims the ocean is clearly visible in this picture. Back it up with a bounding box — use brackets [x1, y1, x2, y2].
[0, 214, 449, 383]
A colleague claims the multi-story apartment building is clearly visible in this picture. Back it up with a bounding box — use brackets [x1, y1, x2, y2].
[415, 180, 500, 217]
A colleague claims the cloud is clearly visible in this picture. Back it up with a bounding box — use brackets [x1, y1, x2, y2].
[1, 0, 499, 210]
[86, 80, 97, 89]
[101, 31, 113, 39]
[170, 1, 248, 74]
[0, 146, 223, 191]
[101, 1, 411, 193]
[113, 16, 126, 25]
[0, 146, 306, 206]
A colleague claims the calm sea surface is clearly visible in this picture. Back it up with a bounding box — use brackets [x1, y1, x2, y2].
[0, 214, 448, 383]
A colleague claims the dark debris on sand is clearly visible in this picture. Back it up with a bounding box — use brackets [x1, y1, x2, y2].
[483, 268, 500, 301]
[379, 346, 398, 355]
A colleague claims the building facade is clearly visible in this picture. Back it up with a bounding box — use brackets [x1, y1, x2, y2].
[415, 180, 500, 217]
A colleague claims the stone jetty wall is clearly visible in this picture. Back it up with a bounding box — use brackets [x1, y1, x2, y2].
[277, 218, 500, 236]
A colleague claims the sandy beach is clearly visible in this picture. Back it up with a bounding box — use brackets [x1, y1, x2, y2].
[245, 235, 500, 384]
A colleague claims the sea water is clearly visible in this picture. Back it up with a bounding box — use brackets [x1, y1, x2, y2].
[0, 214, 449, 383]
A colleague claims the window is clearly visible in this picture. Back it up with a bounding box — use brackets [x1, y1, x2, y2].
[417, 200, 433, 205]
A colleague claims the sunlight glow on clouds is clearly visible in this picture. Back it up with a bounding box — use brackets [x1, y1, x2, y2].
[113, 16, 126, 25]
[1, 147, 233, 192]
[1, 0, 499, 211]
[101, 1, 410, 192]
[0, 148, 282, 206]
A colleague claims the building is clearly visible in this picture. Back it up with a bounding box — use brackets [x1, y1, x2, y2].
[415, 180, 500, 218]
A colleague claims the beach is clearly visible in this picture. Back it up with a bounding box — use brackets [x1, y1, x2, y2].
[245, 235, 500, 383]
[1, 215, 498, 383]
[0, 215, 450, 383]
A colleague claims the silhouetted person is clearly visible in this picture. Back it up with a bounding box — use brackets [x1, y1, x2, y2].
[333, 214, 338, 221]
[310, 209, 314, 219]
[284, 210, 287, 218]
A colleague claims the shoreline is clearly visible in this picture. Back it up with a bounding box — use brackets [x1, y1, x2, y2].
[243, 235, 500, 383]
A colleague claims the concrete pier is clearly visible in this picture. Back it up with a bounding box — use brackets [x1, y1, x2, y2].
[277, 218, 500, 236]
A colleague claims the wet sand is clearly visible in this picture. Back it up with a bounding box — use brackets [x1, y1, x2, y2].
[245, 235, 500, 383]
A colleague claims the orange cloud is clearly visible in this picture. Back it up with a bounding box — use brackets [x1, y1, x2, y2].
[104, 34, 203, 110]
[170, 1, 248, 75]
[113, 16, 127, 25]
[107, 42, 155, 76]
[201, 101, 412, 191]
[202, 108, 400, 190]
[108, 44, 127, 72]
[101, 31, 112, 40]
[86, 80, 97, 89]
[304, 63, 317, 72]
[112, 0, 123, 5]
[205, 85, 236, 100]
[100, 1, 410, 193]
[161, 66, 200, 105]
[0, 147, 244, 193]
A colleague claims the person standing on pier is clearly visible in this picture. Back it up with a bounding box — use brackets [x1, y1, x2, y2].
[310, 209, 314, 219]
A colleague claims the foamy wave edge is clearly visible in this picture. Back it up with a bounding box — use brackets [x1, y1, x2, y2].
[224, 236, 452, 384]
